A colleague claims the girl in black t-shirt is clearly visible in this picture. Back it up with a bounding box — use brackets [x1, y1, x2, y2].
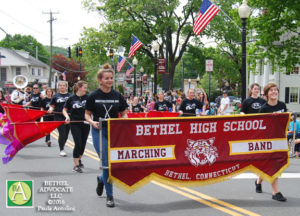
[154, 91, 174, 112]
[241, 83, 266, 114]
[130, 97, 145, 113]
[63, 81, 90, 173]
[179, 89, 205, 116]
[23, 84, 42, 109]
[41, 88, 54, 147]
[85, 63, 128, 208]
[255, 83, 287, 202]
[48, 81, 71, 157]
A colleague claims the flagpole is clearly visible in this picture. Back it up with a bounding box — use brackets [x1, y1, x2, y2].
[210, 0, 242, 31]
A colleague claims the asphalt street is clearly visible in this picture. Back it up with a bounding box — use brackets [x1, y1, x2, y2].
[0, 130, 299, 216]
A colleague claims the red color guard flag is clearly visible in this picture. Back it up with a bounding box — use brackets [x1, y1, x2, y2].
[126, 65, 135, 77]
[117, 56, 126, 72]
[3, 107, 47, 123]
[193, 0, 220, 35]
[128, 36, 143, 58]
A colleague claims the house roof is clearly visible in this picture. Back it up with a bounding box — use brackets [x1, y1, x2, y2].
[0, 47, 48, 68]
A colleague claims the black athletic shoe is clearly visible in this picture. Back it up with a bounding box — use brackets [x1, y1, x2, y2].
[96, 176, 104, 196]
[106, 196, 115, 208]
[79, 160, 84, 168]
[272, 192, 287, 202]
[255, 180, 262, 193]
[73, 166, 83, 173]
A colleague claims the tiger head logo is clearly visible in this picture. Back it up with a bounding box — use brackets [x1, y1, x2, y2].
[185, 137, 218, 167]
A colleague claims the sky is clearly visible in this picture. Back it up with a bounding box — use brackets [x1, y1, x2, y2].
[0, 0, 102, 47]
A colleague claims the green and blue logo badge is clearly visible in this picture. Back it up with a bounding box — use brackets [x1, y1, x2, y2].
[6, 180, 33, 208]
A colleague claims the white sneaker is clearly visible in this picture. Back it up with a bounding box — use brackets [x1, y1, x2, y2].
[59, 150, 67, 157]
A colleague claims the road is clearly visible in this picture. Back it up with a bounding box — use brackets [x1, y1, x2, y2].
[0, 130, 299, 216]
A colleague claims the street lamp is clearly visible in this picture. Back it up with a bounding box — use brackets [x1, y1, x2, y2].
[152, 42, 159, 96]
[132, 57, 138, 96]
[239, 0, 250, 102]
[140, 66, 144, 96]
[77, 76, 81, 81]
[188, 78, 191, 89]
[151, 74, 154, 95]
[196, 75, 200, 88]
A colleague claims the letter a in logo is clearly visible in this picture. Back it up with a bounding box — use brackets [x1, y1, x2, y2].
[6, 180, 33, 208]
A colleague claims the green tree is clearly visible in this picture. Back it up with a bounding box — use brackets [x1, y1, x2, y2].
[0, 34, 49, 63]
[248, 0, 300, 68]
[82, 0, 210, 89]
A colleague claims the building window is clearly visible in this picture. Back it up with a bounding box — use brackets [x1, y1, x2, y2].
[16, 67, 21, 75]
[38, 68, 41, 76]
[289, 87, 299, 103]
[32, 68, 35, 75]
[291, 67, 299, 75]
[1, 68, 7, 81]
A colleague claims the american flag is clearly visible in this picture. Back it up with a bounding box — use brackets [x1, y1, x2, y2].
[117, 56, 126, 72]
[193, 0, 219, 35]
[62, 71, 66, 81]
[128, 36, 143, 58]
[125, 65, 134, 77]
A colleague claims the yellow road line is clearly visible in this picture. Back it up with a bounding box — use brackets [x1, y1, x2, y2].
[51, 132, 100, 161]
[152, 181, 243, 216]
[51, 131, 98, 157]
[51, 131, 260, 216]
[179, 187, 260, 216]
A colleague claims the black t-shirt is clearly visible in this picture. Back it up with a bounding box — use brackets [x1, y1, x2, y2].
[41, 97, 51, 111]
[179, 98, 203, 114]
[30, 93, 42, 108]
[85, 89, 128, 127]
[241, 97, 266, 114]
[64, 94, 88, 121]
[154, 100, 172, 111]
[132, 104, 143, 113]
[259, 101, 287, 113]
[50, 93, 71, 112]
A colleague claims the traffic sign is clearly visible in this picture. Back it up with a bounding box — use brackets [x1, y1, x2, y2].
[206, 59, 213, 72]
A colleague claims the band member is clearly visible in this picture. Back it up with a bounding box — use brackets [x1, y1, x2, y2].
[154, 91, 175, 112]
[63, 81, 90, 173]
[24, 84, 42, 109]
[41, 88, 54, 147]
[179, 89, 205, 116]
[256, 83, 287, 202]
[240, 83, 266, 114]
[48, 81, 71, 157]
[130, 97, 145, 113]
[11, 88, 25, 105]
[85, 63, 128, 208]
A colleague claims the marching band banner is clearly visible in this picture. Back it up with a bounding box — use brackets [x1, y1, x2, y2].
[108, 113, 290, 193]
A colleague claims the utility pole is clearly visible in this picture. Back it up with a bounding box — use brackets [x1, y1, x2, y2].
[43, 10, 59, 87]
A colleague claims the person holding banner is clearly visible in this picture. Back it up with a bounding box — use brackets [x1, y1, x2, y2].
[256, 83, 287, 202]
[63, 81, 90, 173]
[41, 88, 54, 147]
[154, 91, 175, 112]
[85, 63, 128, 208]
[240, 83, 266, 114]
[179, 89, 205, 116]
[48, 81, 71, 157]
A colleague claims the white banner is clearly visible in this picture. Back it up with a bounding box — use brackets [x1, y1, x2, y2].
[229, 139, 288, 155]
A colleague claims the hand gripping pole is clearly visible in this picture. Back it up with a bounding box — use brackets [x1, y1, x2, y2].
[99, 117, 108, 170]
